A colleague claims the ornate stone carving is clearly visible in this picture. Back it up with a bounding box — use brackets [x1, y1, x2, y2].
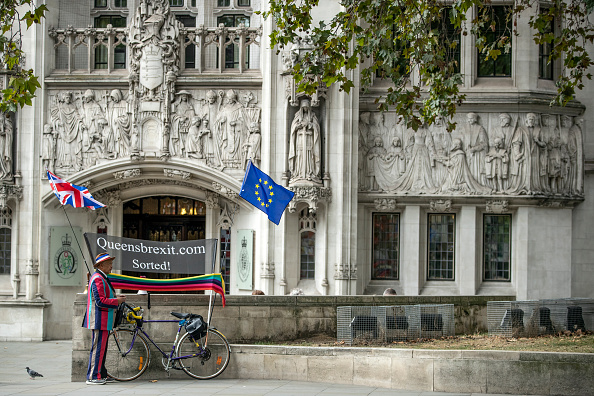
[374, 198, 397, 211]
[538, 200, 567, 208]
[485, 199, 509, 214]
[205, 191, 220, 209]
[0, 184, 22, 209]
[430, 199, 452, 212]
[287, 185, 332, 214]
[164, 168, 190, 180]
[95, 190, 121, 207]
[212, 181, 239, 200]
[114, 168, 141, 180]
[357, 111, 584, 201]
[261, 262, 275, 279]
[217, 203, 237, 230]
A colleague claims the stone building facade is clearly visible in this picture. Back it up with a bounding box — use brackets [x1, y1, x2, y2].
[0, 0, 593, 340]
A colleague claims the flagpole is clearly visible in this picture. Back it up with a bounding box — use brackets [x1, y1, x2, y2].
[206, 239, 218, 329]
[61, 205, 92, 276]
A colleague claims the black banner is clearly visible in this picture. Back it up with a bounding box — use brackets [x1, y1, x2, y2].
[84, 233, 217, 275]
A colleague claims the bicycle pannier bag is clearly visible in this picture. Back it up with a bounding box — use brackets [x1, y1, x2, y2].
[185, 314, 208, 339]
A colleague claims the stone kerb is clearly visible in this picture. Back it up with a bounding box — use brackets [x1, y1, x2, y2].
[228, 345, 594, 395]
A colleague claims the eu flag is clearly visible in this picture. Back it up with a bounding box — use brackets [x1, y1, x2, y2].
[239, 161, 294, 225]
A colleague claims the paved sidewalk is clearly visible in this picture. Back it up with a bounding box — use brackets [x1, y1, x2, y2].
[0, 341, 532, 396]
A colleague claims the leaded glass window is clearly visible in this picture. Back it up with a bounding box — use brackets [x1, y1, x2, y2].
[483, 214, 511, 281]
[372, 213, 399, 280]
[217, 14, 250, 69]
[538, 10, 554, 80]
[428, 213, 455, 280]
[299, 208, 316, 280]
[477, 6, 512, 77]
[220, 228, 231, 293]
[0, 207, 12, 275]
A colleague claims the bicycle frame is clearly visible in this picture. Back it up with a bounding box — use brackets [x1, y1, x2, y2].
[112, 318, 206, 373]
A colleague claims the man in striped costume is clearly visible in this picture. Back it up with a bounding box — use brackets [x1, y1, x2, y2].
[82, 253, 126, 385]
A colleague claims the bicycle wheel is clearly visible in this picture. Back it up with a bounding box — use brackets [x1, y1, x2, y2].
[105, 329, 150, 381]
[175, 329, 230, 380]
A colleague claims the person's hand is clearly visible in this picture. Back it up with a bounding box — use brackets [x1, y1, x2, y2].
[117, 295, 126, 304]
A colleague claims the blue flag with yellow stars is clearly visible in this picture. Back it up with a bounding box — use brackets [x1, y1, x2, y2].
[239, 160, 295, 225]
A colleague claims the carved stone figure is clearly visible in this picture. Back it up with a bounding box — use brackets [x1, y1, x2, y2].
[371, 112, 389, 147]
[490, 113, 515, 148]
[485, 137, 509, 193]
[51, 91, 84, 172]
[288, 98, 321, 184]
[81, 90, 105, 156]
[242, 121, 261, 169]
[185, 116, 203, 159]
[171, 90, 196, 157]
[391, 125, 436, 193]
[358, 112, 371, 190]
[386, 137, 406, 177]
[107, 89, 131, 159]
[214, 89, 243, 169]
[507, 125, 529, 194]
[525, 113, 546, 193]
[0, 113, 13, 180]
[366, 136, 388, 191]
[199, 90, 220, 166]
[41, 123, 57, 173]
[441, 138, 491, 194]
[543, 114, 562, 194]
[85, 118, 107, 166]
[430, 116, 451, 186]
[561, 115, 582, 195]
[464, 112, 489, 185]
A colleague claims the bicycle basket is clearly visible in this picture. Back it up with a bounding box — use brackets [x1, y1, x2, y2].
[185, 314, 208, 339]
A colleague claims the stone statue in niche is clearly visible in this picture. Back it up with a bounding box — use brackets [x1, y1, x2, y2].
[543, 114, 562, 194]
[171, 90, 196, 157]
[463, 112, 488, 185]
[485, 137, 508, 193]
[242, 121, 261, 169]
[441, 138, 491, 194]
[106, 89, 131, 159]
[0, 113, 13, 180]
[214, 89, 243, 169]
[42, 123, 58, 173]
[288, 98, 321, 185]
[560, 115, 582, 195]
[358, 112, 371, 191]
[50, 91, 84, 173]
[366, 136, 388, 191]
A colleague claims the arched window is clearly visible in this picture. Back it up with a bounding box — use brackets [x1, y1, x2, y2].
[0, 207, 12, 275]
[299, 208, 316, 280]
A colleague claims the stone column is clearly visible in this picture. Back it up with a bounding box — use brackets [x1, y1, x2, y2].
[459, 206, 478, 295]
[402, 205, 422, 295]
[205, 191, 220, 271]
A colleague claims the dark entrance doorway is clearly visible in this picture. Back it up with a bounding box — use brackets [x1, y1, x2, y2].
[122, 196, 207, 292]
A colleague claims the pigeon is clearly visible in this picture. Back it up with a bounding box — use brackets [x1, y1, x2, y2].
[26, 367, 43, 379]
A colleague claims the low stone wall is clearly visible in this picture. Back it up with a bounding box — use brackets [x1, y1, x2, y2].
[72, 293, 513, 381]
[228, 345, 594, 396]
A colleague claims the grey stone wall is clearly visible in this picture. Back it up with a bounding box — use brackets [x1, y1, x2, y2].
[72, 293, 513, 381]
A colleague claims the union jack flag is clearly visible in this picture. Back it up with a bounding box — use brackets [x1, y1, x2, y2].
[47, 170, 105, 210]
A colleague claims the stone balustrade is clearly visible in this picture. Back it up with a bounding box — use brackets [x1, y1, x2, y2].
[49, 24, 262, 74]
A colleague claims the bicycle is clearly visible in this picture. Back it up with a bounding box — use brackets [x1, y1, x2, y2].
[105, 303, 231, 381]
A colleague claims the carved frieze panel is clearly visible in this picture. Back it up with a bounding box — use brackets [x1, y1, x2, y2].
[164, 168, 190, 180]
[114, 169, 141, 180]
[374, 198, 397, 211]
[358, 111, 585, 201]
[212, 181, 239, 200]
[486, 200, 509, 214]
[430, 199, 452, 212]
[0, 184, 23, 209]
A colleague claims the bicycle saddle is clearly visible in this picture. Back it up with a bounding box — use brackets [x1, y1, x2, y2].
[170, 312, 193, 319]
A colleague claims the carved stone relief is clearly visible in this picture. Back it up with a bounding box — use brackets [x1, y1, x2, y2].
[486, 200, 509, 214]
[287, 185, 332, 214]
[374, 198, 397, 211]
[358, 111, 584, 199]
[164, 168, 190, 180]
[0, 113, 13, 181]
[113, 169, 141, 180]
